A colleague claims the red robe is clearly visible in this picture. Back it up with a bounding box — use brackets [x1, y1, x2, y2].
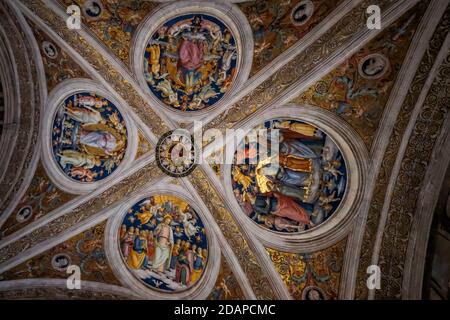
[273, 192, 310, 225]
[179, 39, 204, 70]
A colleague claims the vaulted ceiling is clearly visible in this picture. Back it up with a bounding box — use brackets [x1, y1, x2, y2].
[0, 0, 449, 300]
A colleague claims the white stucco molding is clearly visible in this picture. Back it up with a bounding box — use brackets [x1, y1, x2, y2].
[0, 28, 20, 184]
[0, 2, 46, 229]
[402, 113, 450, 299]
[342, 0, 450, 299]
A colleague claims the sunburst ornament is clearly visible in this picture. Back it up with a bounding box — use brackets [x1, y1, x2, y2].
[155, 130, 198, 177]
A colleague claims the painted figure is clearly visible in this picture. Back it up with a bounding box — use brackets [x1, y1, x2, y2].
[127, 230, 148, 269]
[170, 239, 182, 270]
[65, 104, 103, 124]
[144, 14, 238, 111]
[52, 92, 128, 183]
[191, 247, 205, 284]
[58, 150, 100, 169]
[146, 230, 155, 261]
[232, 119, 347, 233]
[176, 242, 194, 286]
[152, 215, 174, 273]
[121, 226, 134, 259]
[119, 196, 208, 291]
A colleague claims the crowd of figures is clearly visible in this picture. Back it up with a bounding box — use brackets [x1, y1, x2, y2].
[232, 119, 347, 233]
[119, 196, 208, 292]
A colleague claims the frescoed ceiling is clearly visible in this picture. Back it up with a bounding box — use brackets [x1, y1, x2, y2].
[0, 0, 449, 301]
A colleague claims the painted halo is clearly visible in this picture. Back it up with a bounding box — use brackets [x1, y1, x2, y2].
[105, 190, 220, 299]
[132, 1, 253, 117]
[42, 80, 137, 194]
[231, 119, 347, 234]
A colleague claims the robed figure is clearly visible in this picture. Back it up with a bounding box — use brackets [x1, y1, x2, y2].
[176, 242, 194, 286]
[177, 16, 205, 94]
[191, 247, 205, 284]
[79, 123, 125, 157]
[121, 226, 135, 259]
[152, 215, 174, 273]
[127, 230, 148, 269]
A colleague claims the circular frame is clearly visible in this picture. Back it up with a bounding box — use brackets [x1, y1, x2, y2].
[104, 187, 221, 299]
[82, 0, 104, 21]
[42, 41, 58, 59]
[15, 205, 33, 223]
[131, 0, 253, 120]
[41, 79, 138, 195]
[222, 104, 369, 252]
[358, 53, 390, 80]
[155, 130, 199, 178]
[290, 0, 315, 26]
[51, 253, 72, 272]
[301, 285, 327, 300]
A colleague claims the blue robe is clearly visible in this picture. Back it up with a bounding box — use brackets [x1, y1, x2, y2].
[280, 140, 318, 159]
[276, 167, 311, 187]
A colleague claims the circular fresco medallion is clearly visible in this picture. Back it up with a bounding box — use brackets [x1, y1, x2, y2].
[358, 53, 390, 79]
[155, 130, 198, 177]
[83, 0, 104, 21]
[51, 92, 128, 183]
[42, 41, 58, 59]
[231, 119, 347, 233]
[15, 206, 33, 223]
[51, 253, 71, 272]
[291, 0, 315, 26]
[119, 195, 208, 292]
[143, 14, 238, 111]
[302, 285, 327, 300]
